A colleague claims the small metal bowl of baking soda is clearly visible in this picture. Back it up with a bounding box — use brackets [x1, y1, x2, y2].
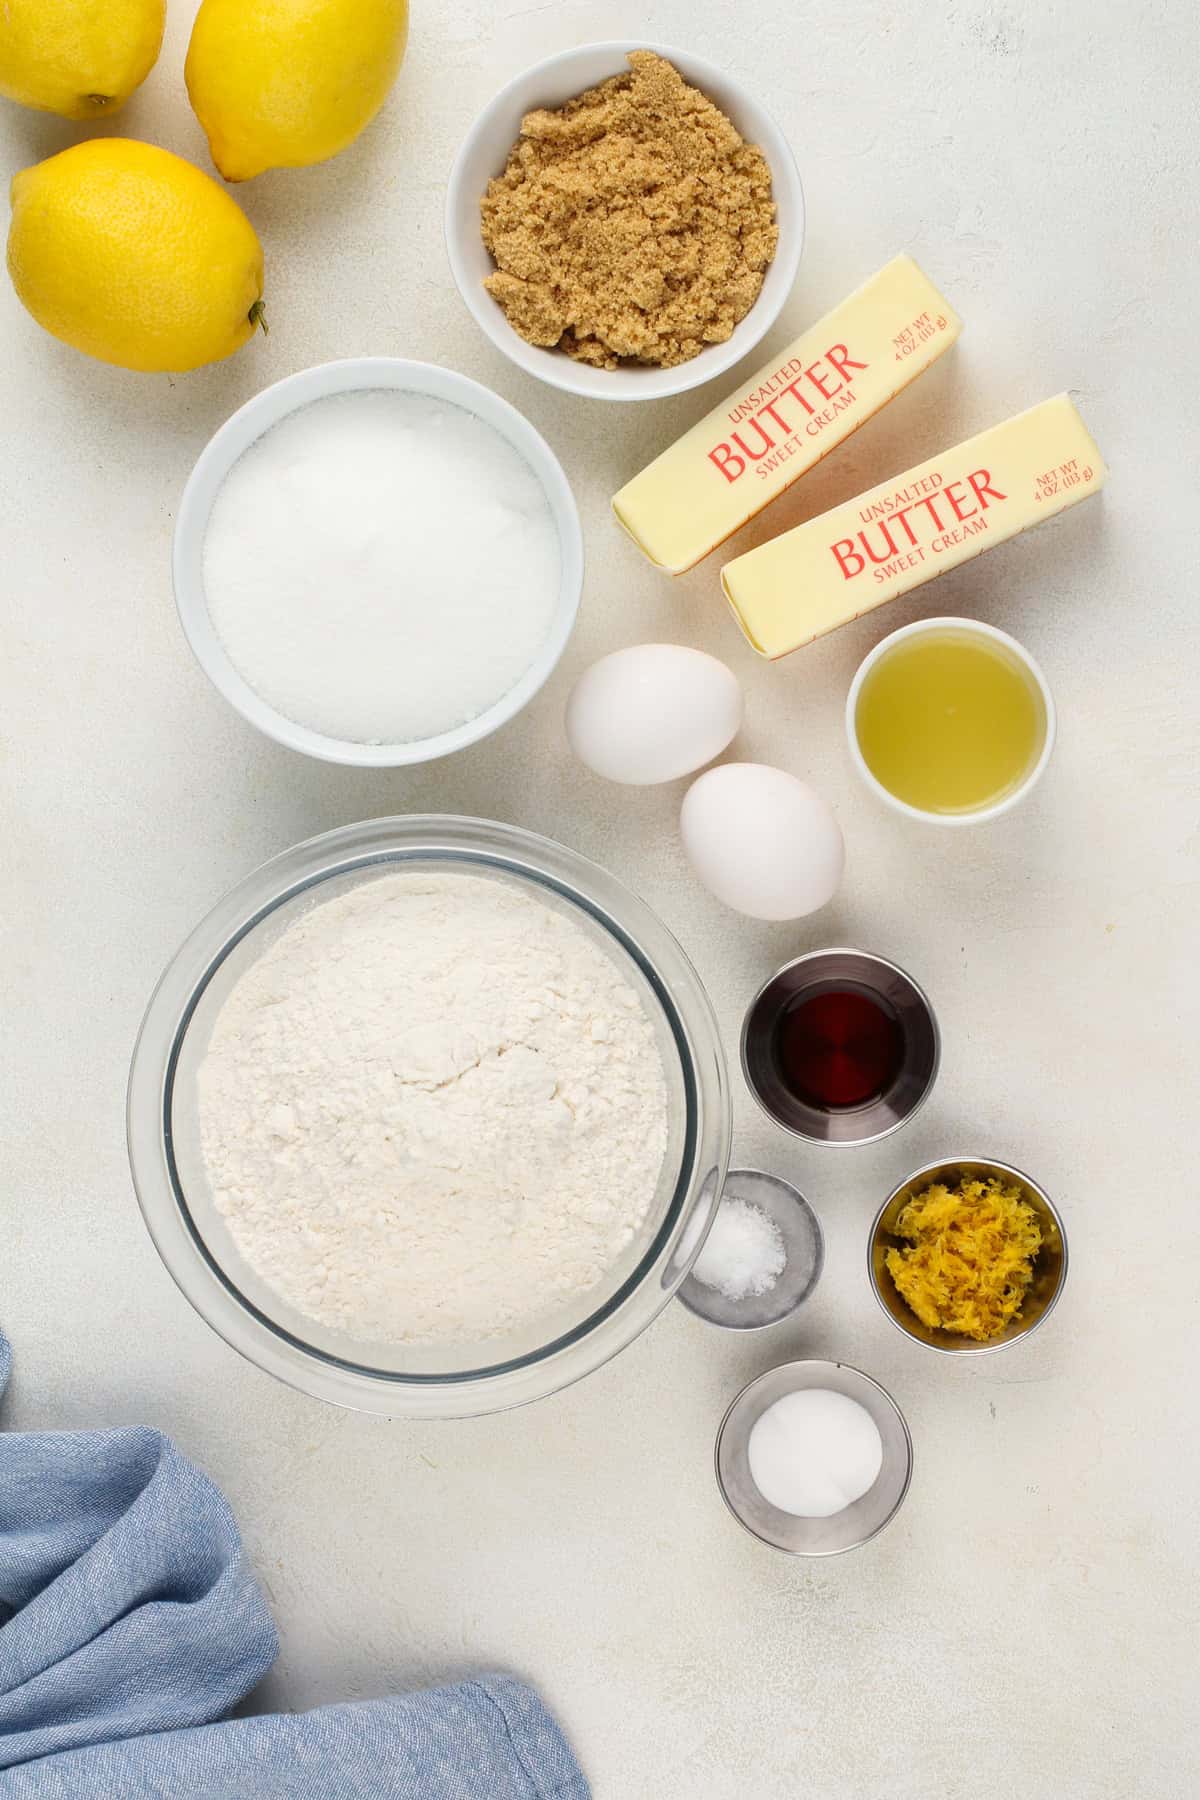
[716, 1359, 913, 1556]
[679, 1167, 823, 1330]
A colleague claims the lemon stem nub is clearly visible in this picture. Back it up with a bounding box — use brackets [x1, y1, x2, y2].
[249, 300, 268, 337]
[85, 95, 114, 108]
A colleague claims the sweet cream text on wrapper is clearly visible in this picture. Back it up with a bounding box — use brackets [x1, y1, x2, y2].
[612, 255, 962, 574]
[720, 394, 1106, 658]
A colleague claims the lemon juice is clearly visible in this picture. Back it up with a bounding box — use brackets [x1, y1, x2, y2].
[854, 627, 1046, 815]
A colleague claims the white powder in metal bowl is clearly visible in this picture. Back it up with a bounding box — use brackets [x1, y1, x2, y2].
[202, 389, 561, 744]
[194, 870, 670, 1346]
[692, 1196, 785, 1301]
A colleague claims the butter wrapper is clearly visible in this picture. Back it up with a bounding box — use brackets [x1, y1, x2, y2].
[721, 394, 1107, 658]
[612, 255, 961, 574]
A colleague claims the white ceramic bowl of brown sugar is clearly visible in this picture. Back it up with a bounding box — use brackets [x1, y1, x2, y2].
[445, 42, 805, 402]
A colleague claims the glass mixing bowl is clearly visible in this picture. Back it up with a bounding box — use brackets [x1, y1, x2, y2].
[127, 816, 730, 1417]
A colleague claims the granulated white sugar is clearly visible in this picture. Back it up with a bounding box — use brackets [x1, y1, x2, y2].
[194, 870, 670, 1346]
[202, 389, 561, 744]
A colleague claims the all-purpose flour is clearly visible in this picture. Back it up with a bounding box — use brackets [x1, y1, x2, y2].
[202, 389, 561, 744]
[195, 871, 670, 1345]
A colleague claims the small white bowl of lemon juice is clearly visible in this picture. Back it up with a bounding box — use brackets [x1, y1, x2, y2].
[173, 358, 583, 767]
[846, 616, 1056, 825]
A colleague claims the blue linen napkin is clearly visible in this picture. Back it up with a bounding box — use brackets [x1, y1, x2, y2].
[0, 1329, 588, 1798]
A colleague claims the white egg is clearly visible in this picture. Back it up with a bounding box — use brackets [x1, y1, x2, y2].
[565, 643, 742, 785]
[680, 763, 844, 921]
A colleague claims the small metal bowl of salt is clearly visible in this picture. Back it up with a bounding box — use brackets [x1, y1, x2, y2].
[679, 1168, 823, 1330]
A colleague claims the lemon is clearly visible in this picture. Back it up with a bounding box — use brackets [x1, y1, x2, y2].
[7, 140, 266, 373]
[0, 0, 165, 120]
[186, 0, 408, 181]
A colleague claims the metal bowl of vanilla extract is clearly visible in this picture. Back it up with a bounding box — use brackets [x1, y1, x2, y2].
[741, 948, 939, 1147]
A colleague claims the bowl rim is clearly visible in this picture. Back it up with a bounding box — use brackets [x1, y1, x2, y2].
[845, 616, 1058, 825]
[740, 947, 942, 1147]
[867, 1153, 1070, 1355]
[714, 1358, 914, 1555]
[127, 814, 731, 1417]
[443, 40, 805, 402]
[172, 356, 584, 767]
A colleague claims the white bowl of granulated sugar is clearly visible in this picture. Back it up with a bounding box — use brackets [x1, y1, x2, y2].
[173, 358, 584, 766]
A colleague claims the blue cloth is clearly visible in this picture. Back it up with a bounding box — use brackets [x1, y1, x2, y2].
[0, 1330, 587, 1798]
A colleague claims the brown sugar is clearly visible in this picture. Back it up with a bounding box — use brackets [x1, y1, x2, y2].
[479, 52, 778, 371]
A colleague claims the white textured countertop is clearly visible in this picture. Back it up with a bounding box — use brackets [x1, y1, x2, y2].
[2, 4, 1197, 1795]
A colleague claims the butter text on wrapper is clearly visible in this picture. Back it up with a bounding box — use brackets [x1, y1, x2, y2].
[720, 395, 1106, 659]
[612, 256, 962, 574]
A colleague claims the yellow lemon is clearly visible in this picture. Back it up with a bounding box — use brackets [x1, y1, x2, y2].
[186, 0, 408, 182]
[7, 139, 266, 373]
[0, 0, 165, 121]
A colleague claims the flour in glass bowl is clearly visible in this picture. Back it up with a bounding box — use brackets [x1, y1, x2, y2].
[194, 870, 671, 1346]
[201, 389, 561, 744]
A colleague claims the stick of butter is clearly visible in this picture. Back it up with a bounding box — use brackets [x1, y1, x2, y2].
[720, 394, 1107, 659]
[612, 255, 961, 574]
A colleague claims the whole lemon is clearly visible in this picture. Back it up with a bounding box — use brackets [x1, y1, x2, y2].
[0, 0, 165, 120]
[7, 140, 266, 373]
[186, 0, 408, 181]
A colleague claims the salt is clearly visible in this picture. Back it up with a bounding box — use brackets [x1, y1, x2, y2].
[747, 1389, 883, 1518]
[692, 1196, 786, 1301]
[202, 389, 561, 744]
